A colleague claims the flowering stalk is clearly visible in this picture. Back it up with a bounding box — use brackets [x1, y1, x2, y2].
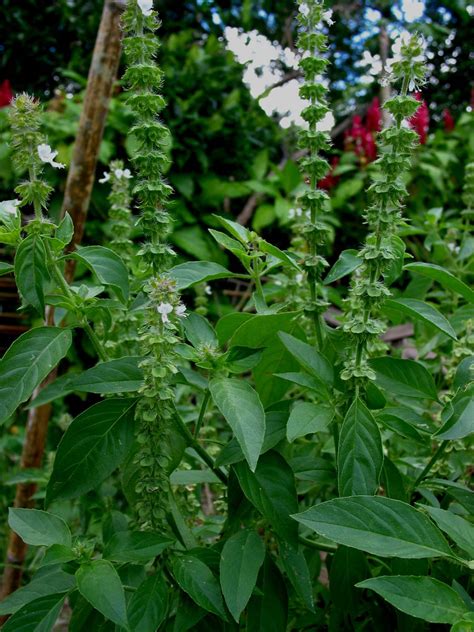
[8, 94, 63, 220]
[296, 0, 334, 348]
[122, 0, 174, 276]
[122, 0, 185, 529]
[101, 160, 134, 263]
[341, 35, 427, 390]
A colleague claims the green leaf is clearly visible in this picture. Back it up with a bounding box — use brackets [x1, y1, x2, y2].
[293, 496, 454, 559]
[434, 389, 474, 440]
[279, 541, 314, 611]
[30, 357, 144, 407]
[71, 245, 129, 302]
[246, 556, 288, 632]
[1, 593, 66, 632]
[423, 506, 474, 557]
[369, 357, 438, 400]
[338, 398, 383, 496]
[209, 377, 265, 472]
[234, 451, 298, 544]
[0, 567, 75, 615]
[184, 313, 217, 349]
[103, 531, 173, 563]
[220, 529, 265, 622]
[357, 576, 469, 624]
[214, 215, 251, 244]
[259, 240, 300, 271]
[169, 260, 237, 290]
[172, 225, 228, 264]
[323, 249, 361, 285]
[72, 356, 143, 394]
[56, 212, 74, 247]
[209, 229, 248, 259]
[76, 560, 128, 628]
[0, 261, 14, 276]
[14, 235, 49, 315]
[377, 411, 425, 442]
[385, 298, 457, 340]
[286, 402, 333, 442]
[171, 555, 227, 619]
[40, 544, 76, 567]
[8, 508, 71, 548]
[46, 398, 137, 505]
[0, 327, 72, 425]
[278, 332, 333, 387]
[127, 574, 168, 632]
[404, 262, 474, 303]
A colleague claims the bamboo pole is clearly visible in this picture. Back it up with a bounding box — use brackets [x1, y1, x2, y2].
[0, 0, 124, 604]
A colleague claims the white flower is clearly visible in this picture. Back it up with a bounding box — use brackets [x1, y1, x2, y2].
[157, 302, 173, 323]
[295, 273, 304, 284]
[0, 199, 20, 215]
[322, 9, 334, 26]
[299, 3, 310, 16]
[175, 304, 187, 318]
[99, 172, 111, 184]
[114, 168, 132, 180]
[204, 285, 212, 296]
[137, 0, 153, 17]
[37, 144, 65, 169]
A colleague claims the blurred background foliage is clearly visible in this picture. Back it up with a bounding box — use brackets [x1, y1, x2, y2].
[0, 0, 473, 263]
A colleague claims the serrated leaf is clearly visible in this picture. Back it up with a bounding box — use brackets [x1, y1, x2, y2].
[338, 398, 383, 496]
[278, 332, 333, 387]
[103, 531, 173, 563]
[385, 298, 457, 340]
[293, 496, 454, 559]
[369, 357, 437, 400]
[423, 506, 474, 558]
[76, 560, 128, 628]
[71, 245, 129, 302]
[128, 574, 168, 632]
[210, 377, 265, 472]
[172, 555, 227, 619]
[169, 260, 238, 290]
[14, 235, 49, 315]
[357, 576, 469, 624]
[219, 529, 265, 622]
[286, 402, 333, 442]
[8, 508, 71, 548]
[405, 262, 474, 303]
[323, 249, 361, 285]
[46, 398, 137, 505]
[0, 327, 72, 425]
[234, 451, 298, 544]
[1, 593, 66, 632]
[0, 567, 75, 615]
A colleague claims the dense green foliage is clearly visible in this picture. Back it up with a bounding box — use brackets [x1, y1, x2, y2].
[0, 0, 473, 630]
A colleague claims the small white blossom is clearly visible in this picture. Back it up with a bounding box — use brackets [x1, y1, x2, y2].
[0, 199, 20, 215]
[204, 285, 212, 295]
[99, 172, 111, 184]
[114, 168, 132, 180]
[322, 9, 334, 25]
[175, 304, 187, 318]
[295, 273, 304, 284]
[137, 0, 153, 17]
[299, 3, 310, 16]
[157, 302, 173, 323]
[37, 144, 65, 169]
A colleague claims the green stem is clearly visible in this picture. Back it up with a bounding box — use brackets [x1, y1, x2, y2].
[172, 404, 228, 484]
[298, 535, 337, 553]
[44, 241, 108, 362]
[194, 390, 211, 438]
[412, 440, 449, 490]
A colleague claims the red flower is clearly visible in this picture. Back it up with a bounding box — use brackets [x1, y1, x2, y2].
[409, 92, 429, 144]
[0, 80, 13, 108]
[344, 113, 378, 165]
[318, 156, 340, 190]
[366, 97, 382, 133]
[443, 108, 455, 132]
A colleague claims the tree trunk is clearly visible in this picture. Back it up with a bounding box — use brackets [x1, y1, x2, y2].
[0, 0, 124, 606]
